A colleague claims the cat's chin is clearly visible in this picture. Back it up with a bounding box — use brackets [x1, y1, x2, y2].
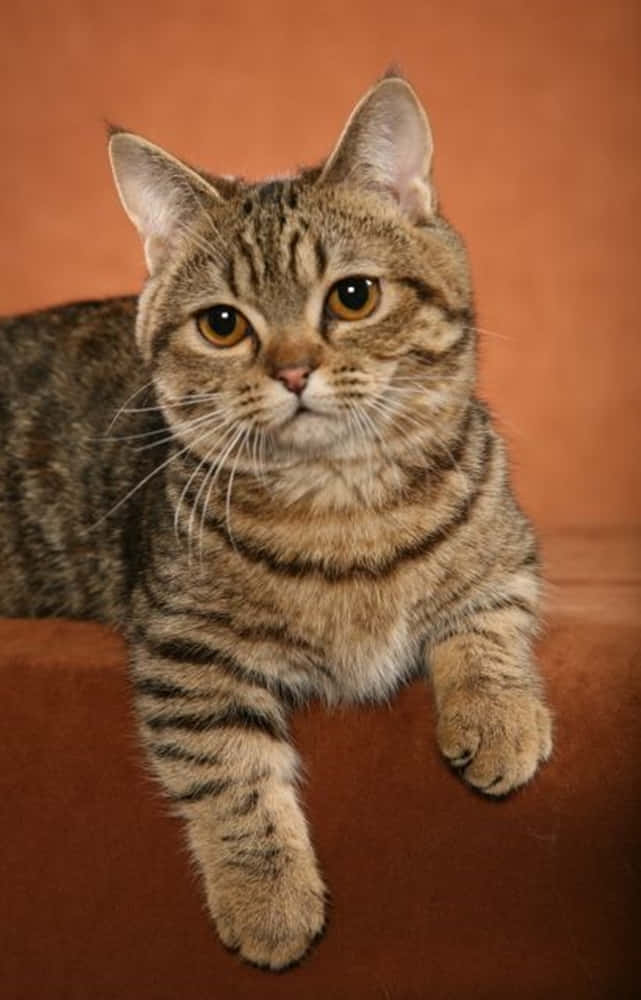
[272, 409, 346, 455]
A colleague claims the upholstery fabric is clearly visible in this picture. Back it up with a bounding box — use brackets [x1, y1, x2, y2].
[2, 528, 640, 998]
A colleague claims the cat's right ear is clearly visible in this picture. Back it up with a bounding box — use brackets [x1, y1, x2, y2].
[319, 76, 436, 223]
[108, 130, 221, 273]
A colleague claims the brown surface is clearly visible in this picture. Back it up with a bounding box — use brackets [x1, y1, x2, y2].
[2, 544, 641, 999]
[1, 2, 641, 997]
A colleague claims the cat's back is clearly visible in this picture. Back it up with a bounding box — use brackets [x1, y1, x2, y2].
[0, 296, 158, 622]
[0, 295, 138, 393]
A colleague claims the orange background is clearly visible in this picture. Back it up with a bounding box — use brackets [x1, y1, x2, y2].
[1, 0, 640, 529]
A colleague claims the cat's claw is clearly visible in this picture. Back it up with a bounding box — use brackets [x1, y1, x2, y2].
[437, 686, 552, 796]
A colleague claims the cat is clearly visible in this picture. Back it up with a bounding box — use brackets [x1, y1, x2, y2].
[0, 74, 552, 970]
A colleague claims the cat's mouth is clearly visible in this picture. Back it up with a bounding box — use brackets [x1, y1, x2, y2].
[273, 396, 344, 451]
[285, 398, 317, 421]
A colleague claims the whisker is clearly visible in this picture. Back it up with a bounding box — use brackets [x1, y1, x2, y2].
[224, 425, 252, 550]
[353, 399, 384, 447]
[89, 422, 225, 532]
[121, 391, 225, 415]
[96, 409, 220, 445]
[258, 426, 268, 485]
[106, 379, 155, 432]
[135, 412, 230, 452]
[197, 424, 247, 564]
[173, 422, 234, 546]
[174, 223, 216, 260]
[187, 420, 240, 562]
[345, 398, 368, 446]
[388, 378, 442, 388]
[366, 393, 427, 433]
[250, 422, 267, 486]
[464, 324, 511, 342]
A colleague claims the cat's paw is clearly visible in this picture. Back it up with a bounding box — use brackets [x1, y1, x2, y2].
[436, 685, 552, 796]
[208, 846, 326, 970]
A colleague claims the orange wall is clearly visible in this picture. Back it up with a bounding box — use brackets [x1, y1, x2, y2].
[1, 0, 640, 528]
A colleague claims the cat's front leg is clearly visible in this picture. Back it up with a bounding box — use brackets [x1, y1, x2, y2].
[131, 644, 325, 969]
[428, 601, 552, 796]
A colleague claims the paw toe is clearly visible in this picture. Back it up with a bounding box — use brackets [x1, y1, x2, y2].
[438, 689, 553, 797]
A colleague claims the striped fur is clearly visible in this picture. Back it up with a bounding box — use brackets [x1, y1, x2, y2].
[0, 76, 551, 969]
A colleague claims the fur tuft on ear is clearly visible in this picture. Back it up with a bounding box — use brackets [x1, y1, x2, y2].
[319, 77, 436, 223]
[108, 132, 220, 273]
[381, 63, 405, 81]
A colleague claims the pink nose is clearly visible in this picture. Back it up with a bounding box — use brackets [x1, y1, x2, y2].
[276, 366, 310, 395]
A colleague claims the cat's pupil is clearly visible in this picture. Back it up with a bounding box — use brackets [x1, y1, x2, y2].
[336, 278, 370, 311]
[207, 306, 236, 336]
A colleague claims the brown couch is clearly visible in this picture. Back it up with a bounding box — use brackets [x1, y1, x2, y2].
[3, 528, 641, 998]
[2, 1, 640, 997]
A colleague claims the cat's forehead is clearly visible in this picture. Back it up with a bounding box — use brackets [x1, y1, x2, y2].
[186, 177, 389, 317]
[223, 177, 397, 271]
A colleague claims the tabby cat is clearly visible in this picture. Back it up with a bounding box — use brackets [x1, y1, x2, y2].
[0, 76, 552, 969]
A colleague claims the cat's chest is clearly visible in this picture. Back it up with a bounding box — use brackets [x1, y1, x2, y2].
[261, 574, 424, 701]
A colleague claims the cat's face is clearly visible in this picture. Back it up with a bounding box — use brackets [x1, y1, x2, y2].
[111, 77, 474, 466]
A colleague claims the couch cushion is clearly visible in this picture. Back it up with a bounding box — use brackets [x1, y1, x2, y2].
[2, 542, 640, 999]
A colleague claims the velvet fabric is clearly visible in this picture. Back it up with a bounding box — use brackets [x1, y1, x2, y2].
[2, 527, 641, 998]
[1, 0, 640, 996]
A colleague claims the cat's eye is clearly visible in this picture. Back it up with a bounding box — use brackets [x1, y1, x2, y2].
[325, 276, 380, 322]
[196, 305, 251, 347]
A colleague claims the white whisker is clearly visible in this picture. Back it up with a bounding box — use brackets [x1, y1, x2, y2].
[135, 411, 230, 452]
[106, 379, 155, 432]
[173, 420, 235, 547]
[89, 422, 227, 532]
[464, 324, 511, 342]
[367, 392, 426, 433]
[121, 392, 225, 415]
[96, 408, 224, 445]
[224, 426, 252, 550]
[186, 420, 241, 562]
[197, 424, 247, 564]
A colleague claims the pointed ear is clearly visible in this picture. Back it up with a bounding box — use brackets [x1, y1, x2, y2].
[108, 130, 221, 272]
[319, 77, 436, 223]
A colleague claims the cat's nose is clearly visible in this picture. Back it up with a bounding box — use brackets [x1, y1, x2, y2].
[275, 366, 311, 396]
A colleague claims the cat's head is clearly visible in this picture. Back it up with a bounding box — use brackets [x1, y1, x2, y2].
[109, 75, 474, 467]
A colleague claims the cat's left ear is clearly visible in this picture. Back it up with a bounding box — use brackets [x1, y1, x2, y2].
[319, 76, 436, 223]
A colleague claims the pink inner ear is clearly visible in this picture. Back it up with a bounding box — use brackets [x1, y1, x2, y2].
[379, 101, 433, 217]
[344, 84, 435, 221]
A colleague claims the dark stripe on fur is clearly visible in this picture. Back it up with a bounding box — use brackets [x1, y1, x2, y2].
[288, 230, 301, 283]
[139, 573, 324, 662]
[395, 403, 474, 499]
[151, 742, 222, 766]
[408, 327, 472, 368]
[198, 430, 495, 581]
[224, 256, 239, 298]
[478, 594, 536, 618]
[232, 789, 260, 816]
[434, 625, 506, 647]
[144, 705, 285, 740]
[134, 675, 204, 700]
[401, 276, 473, 325]
[238, 237, 260, 291]
[142, 635, 278, 692]
[151, 321, 174, 361]
[172, 778, 232, 802]
[314, 238, 327, 278]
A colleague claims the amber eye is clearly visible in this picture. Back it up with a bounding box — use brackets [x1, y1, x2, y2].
[326, 276, 380, 321]
[196, 305, 250, 347]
